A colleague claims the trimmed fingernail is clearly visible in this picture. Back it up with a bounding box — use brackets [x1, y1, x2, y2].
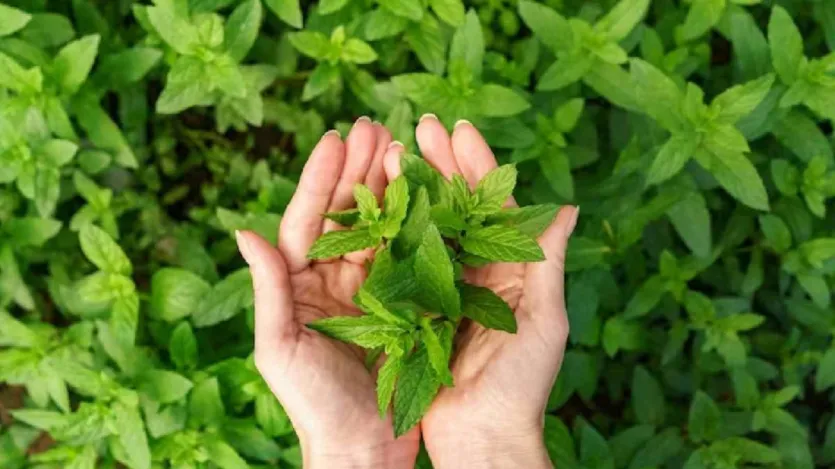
[419, 113, 437, 123]
[323, 129, 340, 139]
[454, 119, 472, 129]
[354, 116, 371, 126]
[388, 140, 404, 150]
[235, 230, 253, 265]
[567, 206, 580, 237]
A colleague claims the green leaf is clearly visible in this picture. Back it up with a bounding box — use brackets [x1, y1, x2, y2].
[405, 15, 447, 75]
[421, 318, 453, 386]
[145, 1, 198, 55]
[461, 225, 545, 262]
[308, 314, 405, 348]
[3, 217, 62, 248]
[540, 148, 574, 200]
[628, 429, 683, 469]
[768, 6, 804, 84]
[758, 214, 792, 253]
[379, 0, 424, 21]
[94, 47, 162, 89]
[365, 8, 409, 40]
[677, 0, 726, 41]
[301, 61, 340, 101]
[460, 283, 517, 333]
[449, 10, 484, 79]
[79, 224, 131, 275]
[112, 402, 151, 469]
[632, 366, 666, 426]
[319, 0, 349, 14]
[354, 184, 380, 221]
[596, 0, 650, 41]
[475, 84, 530, 117]
[485, 204, 559, 237]
[518, 1, 573, 53]
[630, 59, 684, 131]
[800, 238, 835, 268]
[393, 345, 441, 436]
[206, 439, 249, 469]
[816, 349, 835, 392]
[624, 275, 665, 318]
[307, 228, 379, 259]
[0, 311, 38, 347]
[193, 268, 253, 327]
[139, 370, 193, 404]
[383, 176, 410, 238]
[288, 31, 331, 60]
[169, 322, 198, 370]
[430, 0, 465, 26]
[667, 192, 712, 258]
[414, 224, 461, 318]
[555, 98, 585, 133]
[224, 0, 262, 62]
[264, 0, 302, 28]
[472, 165, 516, 215]
[324, 208, 361, 227]
[151, 268, 211, 322]
[712, 74, 775, 123]
[156, 56, 213, 114]
[52, 34, 99, 95]
[341, 39, 377, 64]
[189, 377, 225, 427]
[688, 391, 721, 443]
[0, 4, 31, 37]
[377, 352, 404, 417]
[646, 135, 698, 185]
[700, 145, 769, 211]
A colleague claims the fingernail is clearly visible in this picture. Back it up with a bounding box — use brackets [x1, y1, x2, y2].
[419, 113, 437, 123]
[454, 119, 472, 129]
[323, 129, 340, 139]
[235, 230, 253, 265]
[566, 206, 580, 237]
[388, 140, 404, 150]
[354, 116, 371, 126]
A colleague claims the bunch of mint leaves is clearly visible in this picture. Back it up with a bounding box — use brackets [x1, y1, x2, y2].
[306, 153, 557, 435]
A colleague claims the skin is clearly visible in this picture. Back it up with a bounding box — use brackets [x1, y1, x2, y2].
[236, 115, 578, 469]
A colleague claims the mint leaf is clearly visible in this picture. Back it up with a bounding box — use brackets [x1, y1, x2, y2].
[485, 204, 559, 237]
[449, 10, 484, 78]
[362, 247, 420, 304]
[139, 370, 193, 404]
[712, 74, 775, 123]
[308, 314, 406, 348]
[401, 153, 450, 205]
[307, 228, 379, 259]
[699, 145, 769, 211]
[79, 225, 132, 275]
[632, 366, 666, 426]
[377, 352, 405, 417]
[597, 0, 650, 41]
[224, 0, 262, 62]
[169, 322, 198, 370]
[354, 183, 380, 221]
[414, 224, 461, 318]
[461, 225, 545, 262]
[0, 4, 31, 36]
[647, 134, 698, 185]
[395, 186, 432, 257]
[151, 268, 211, 322]
[518, 1, 573, 53]
[472, 164, 517, 215]
[355, 288, 414, 326]
[393, 345, 441, 436]
[382, 175, 410, 238]
[112, 401, 151, 469]
[768, 6, 804, 84]
[265, 0, 302, 28]
[324, 208, 361, 226]
[193, 269, 253, 327]
[460, 283, 517, 333]
[421, 318, 453, 386]
[688, 391, 721, 443]
[52, 34, 100, 94]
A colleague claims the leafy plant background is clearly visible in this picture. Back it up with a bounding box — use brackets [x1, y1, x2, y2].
[0, 0, 834, 468]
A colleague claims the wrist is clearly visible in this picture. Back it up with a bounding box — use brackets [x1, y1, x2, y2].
[426, 425, 551, 469]
[301, 434, 417, 469]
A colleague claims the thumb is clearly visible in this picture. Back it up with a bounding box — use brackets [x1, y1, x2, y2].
[236, 230, 296, 360]
[520, 206, 579, 341]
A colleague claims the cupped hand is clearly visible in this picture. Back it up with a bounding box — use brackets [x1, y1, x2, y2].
[382, 115, 578, 469]
[235, 118, 420, 469]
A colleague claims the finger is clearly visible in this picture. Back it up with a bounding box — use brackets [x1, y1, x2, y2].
[323, 116, 377, 233]
[416, 114, 460, 179]
[364, 122, 391, 200]
[344, 124, 391, 265]
[451, 119, 517, 207]
[383, 141, 405, 181]
[279, 130, 345, 272]
[236, 230, 296, 361]
[520, 206, 579, 342]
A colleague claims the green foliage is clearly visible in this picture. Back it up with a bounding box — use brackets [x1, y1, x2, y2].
[0, 0, 834, 468]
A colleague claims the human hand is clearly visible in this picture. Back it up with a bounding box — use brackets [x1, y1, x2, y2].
[235, 119, 420, 469]
[382, 115, 578, 469]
